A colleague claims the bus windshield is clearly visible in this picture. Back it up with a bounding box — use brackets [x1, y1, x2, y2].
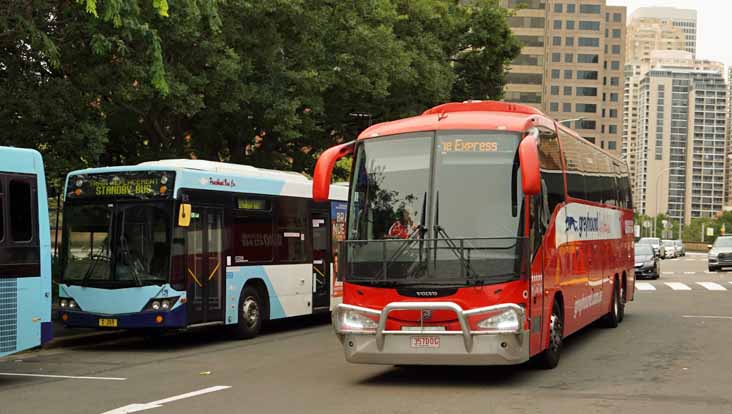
[343, 130, 527, 287]
[61, 201, 172, 287]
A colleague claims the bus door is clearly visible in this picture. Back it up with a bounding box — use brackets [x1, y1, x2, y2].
[185, 207, 225, 324]
[311, 209, 331, 311]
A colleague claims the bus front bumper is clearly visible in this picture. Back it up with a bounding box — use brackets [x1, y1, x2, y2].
[334, 302, 530, 366]
[59, 306, 187, 329]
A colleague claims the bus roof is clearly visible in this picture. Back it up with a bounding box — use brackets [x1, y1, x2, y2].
[0, 146, 45, 175]
[357, 101, 550, 139]
[66, 159, 348, 201]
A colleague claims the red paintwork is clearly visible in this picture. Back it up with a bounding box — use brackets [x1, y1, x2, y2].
[316, 101, 635, 359]
[518, 134, 541, 196]
[313, 141, 354, 202]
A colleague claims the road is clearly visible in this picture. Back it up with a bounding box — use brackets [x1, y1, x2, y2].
[1, 253, 732, 414]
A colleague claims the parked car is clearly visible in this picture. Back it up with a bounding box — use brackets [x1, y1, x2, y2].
[635, 243, 660, 279]
[708, 236, 732, 271]
[638, 237, 666, 258]
[674, 240, 686, 256]
[662, 239, 678, 258]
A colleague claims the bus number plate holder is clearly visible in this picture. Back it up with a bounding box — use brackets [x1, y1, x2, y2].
[410, 336, 440, 348]
[98, 318, 118, 328]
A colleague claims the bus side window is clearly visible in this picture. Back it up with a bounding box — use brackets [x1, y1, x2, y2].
[0, 177, 4, 243]
[9, 180, 33, 242]
[537, 129, 565, 219]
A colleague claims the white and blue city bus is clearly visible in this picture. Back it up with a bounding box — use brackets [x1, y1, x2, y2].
[57, 160, 347, 338]
[0, 147, 53, 358]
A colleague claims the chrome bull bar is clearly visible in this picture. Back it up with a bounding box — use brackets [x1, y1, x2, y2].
[335, 302, 526, 353]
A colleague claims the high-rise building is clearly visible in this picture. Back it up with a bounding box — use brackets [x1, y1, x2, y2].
[727, 67, 732, 209]
[634, 66, 727, 224]
[500, 0, 626, 155]
[629, 7, 697, 56]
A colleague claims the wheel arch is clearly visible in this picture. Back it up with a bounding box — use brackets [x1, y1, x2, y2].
[243, 278, 270, 321]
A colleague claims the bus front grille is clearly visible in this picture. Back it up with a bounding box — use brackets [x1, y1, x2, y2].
[0, 279, 18, 353]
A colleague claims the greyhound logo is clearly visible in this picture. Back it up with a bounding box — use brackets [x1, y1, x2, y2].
[565, 216, 578, 232]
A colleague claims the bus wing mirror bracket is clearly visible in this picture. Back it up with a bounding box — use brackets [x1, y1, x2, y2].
[178, 203, 192, 227]
[313, 141, 355, 202]
[519, 134, 541, 196]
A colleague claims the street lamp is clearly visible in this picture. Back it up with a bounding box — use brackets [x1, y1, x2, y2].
[653, 166, 672, 238]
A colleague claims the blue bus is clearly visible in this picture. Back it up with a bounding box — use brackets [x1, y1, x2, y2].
[0, 147, 53, 358]
[58, 160, 348, 338]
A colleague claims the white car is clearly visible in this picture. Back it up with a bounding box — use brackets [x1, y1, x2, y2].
[662, 240, 678, 258]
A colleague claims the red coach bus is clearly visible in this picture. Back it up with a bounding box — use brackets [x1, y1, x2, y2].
[313, 101, 634, 368]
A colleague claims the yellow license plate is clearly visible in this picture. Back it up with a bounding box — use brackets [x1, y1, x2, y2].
[98, 318, 118, 328]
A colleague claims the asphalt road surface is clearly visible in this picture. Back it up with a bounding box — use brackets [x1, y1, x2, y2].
[1, 253, 731, 414]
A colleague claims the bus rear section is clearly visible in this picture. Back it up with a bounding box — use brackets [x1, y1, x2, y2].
[57, 161, 347, 338]
[0, 147, 53, 358]
[313, 101, 634, 367]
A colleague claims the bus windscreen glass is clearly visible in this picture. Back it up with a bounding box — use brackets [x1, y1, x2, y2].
[344, 130, 527, 287]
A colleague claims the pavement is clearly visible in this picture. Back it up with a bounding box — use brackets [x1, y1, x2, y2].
[1, 252, 731, 414]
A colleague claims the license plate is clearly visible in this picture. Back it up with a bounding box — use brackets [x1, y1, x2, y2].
[410, 336, 440, 348]
[98, 318, 118, 328]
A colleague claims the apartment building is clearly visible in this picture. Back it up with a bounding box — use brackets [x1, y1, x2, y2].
[634, 67, 727, 224]
[630, 7, 697, 56]
[501, 0, 626, 155]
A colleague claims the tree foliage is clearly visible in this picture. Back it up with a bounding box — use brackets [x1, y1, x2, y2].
[1, 0, 520, 189]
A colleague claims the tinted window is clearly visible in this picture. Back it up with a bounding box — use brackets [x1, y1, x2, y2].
[538, 130, 566, 217]
[276, 198, 310, 262]
[0, 179, 4, 241]
[233, 214, 274, 263]
[558, 128, 586, 200]
[10, 180, 32, 242]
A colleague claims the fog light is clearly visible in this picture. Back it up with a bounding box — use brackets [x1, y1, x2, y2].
[155, 315, 164, 324]
[61, 314, 69, 321]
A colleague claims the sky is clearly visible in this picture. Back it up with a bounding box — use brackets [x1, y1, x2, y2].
[608, 0, 731, 69]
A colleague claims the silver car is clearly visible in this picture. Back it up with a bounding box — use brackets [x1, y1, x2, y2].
[708, 236, 732, 271]
[662, 240, 677, 258]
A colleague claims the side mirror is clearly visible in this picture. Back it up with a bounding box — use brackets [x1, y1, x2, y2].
[518, 133, 541, 196]
[708, 244, 713, 249]
[178, 203, 192, 227]
[313, 141, 355, 202]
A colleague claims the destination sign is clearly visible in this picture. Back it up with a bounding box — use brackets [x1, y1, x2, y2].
[67, 171, 175, 199]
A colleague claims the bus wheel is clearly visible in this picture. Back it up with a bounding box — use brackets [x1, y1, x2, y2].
[536, 301, 563, 369]
[617, 280, 626, 323]
[604, 281, 621, 328]
[232, 286, 264, 339]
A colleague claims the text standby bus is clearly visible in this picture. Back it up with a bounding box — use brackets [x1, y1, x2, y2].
[58, 160, 347, 338]
[313, 101, 634, 368]
[0, 147, 53, 358]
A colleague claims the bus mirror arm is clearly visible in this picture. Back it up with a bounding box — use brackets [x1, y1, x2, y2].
[518, 135, 541, 196]
[313, 141, 355, 202]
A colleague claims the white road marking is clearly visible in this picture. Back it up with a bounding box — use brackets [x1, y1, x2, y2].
[0, 372, 126, 381]
[665, 282, 692, 291]
[662, 272, 674, 275]
[682, 315, 732, 320]
[697, 282, 727, 291]
[684, 272, 696, 275]
[101, 385, 231, 414]
[636, 282, 656, 291]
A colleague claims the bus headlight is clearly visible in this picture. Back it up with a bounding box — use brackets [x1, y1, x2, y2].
[161, 300, 171, 310]
[59, 299, 68, 308]
[333, 308, 378, 333]
[476, 309, 520, 332]
[143, 297, 179, 312]
[59, 298, 82, 311]
[68, 300, 77, 309]
[151, 301, 161, 310]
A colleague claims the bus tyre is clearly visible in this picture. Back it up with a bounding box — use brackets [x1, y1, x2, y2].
[536, 301, 563, 370]
[617, 280, 626, 323]
[605, 281, 621, 328]
[232, 286, 264, 339]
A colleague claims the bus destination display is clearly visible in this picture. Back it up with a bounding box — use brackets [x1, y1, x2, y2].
[68, 171, 175, 199]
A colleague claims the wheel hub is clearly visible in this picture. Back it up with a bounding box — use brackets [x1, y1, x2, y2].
[242, 297, 260, 327]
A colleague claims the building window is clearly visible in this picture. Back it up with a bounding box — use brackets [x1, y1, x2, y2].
[566, 20, 575, 29]
[565, 53, 573, 63]
[609, 109, 618, 118]
[612, 44, 621, 54]
[567, 3, 575, 13]
[610, 77, 619, 86]
[564, 70, 573, 79]
[611, 61, 620, 70]
[576, 87, 598, 96]
[505, 73, 544, 85]
[579, 4, 601, 14]
[552, 52, 561, 62]
[577, 70, 598, 80]
[550, 102, 559, 112]
[516, 35, 545, 47]
[563, 103, 572, 112]
[577, 54, 599, 63]
[554, 3, 563, 13]
[576, 103, 597, 113]
[609, 125, 618, 134]
[566, 37, 574, 46]
[551, 85, 560, 95]
[578, 37, 599, 47]
[610, 93, 618, 102]
[612, 28, 621, 38]
[579, 21, 600, 31]
[551, 69, 560, 79]
[577, 119, 597, 129]
[553, 36, 562, 46]
[564, 86, 572, 96]
[613, 13, 622, 22]
[512, 54, 544, 66]
[554, 20, 562, 29]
